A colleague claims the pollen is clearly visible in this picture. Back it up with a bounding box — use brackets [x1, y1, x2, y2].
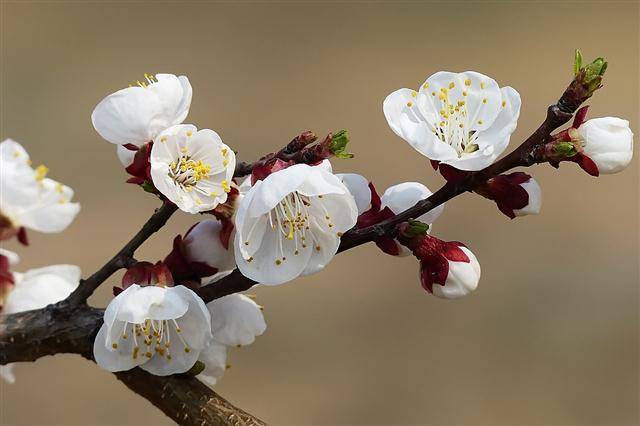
[464, 78, 471, 86]
[184, 347, 191, 353]
[337, 232, 343, 237]
[480, 82, 486, 89]
[406, 101, 413, 107]
[160, 136, 167, 142]
[482, 98, 487, 104]
[112, 343, 118, 349]
[222, 180, 231, 193]
[431, 91, 436, 96]
[502, 100, 507, 107]
[34, 165, 49, 181]
[186, 131, 193, 137]
[275, 259, 282, 265]
[411, 91, 417, 98]
[423, 83, 429, 89]
[478, 120, 484, 125]
[448, 82, 455, 89]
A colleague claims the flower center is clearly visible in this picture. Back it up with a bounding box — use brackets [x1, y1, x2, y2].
[244, 192, 336, 265]
[111, 318, 191, 362]
[169, 156, 211, 191]
[429, 87, 482, 156]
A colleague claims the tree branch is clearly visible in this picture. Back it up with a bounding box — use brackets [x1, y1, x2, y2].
[66, 202, 177, 305]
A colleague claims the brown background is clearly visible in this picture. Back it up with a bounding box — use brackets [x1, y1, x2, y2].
[0, 1, 638, 425]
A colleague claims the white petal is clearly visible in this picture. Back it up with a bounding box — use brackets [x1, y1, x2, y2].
[384, 88, 457, 162]
[432, 247, 481, 299]
[0, 139, 30, 167]
[381, 182, 443, 225]
[235, 224, 313, 285]
[139, 336, 200, 376]
[208, 294, 266, 347]
[514, 179, 542, 217]
[336, 173, 371, 214]
[115, 285, 189, 324]
[183, 220, 236, 271]
[116, 145, 136, 167]
[579, 117, 634, 174]
[169, 285, 213, 350]
[246, 164, 310, 216]
[197, 341, 228, 387]
[3, 265, 80, 314]
[93, 323, 148, 372]
[17, 179, 81, 233]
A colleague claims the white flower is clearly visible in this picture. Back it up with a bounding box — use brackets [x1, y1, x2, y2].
[198, 294, 266, 387]
[1, 251, 80, 383]
[150, 124, 236, 214]
[234, 164, 358, 285]
[0, 139, 80, 239]
[91, 73, 192, 148]
[384, 71, 521, 171]
[93, 284, 212, 376]
[576, 117, 634, 175]
[182, 220, 236, 272]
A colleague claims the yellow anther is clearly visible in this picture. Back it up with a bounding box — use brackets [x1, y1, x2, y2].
[145, 352, 152, 358]
[482, 98, 487, 104]
[502, 100, 507, 107]
[406, 101, 413, 107]
[448, 82, 455, 89]
[431, 91, 436, 96]
[195, 198, 202, 205]
[221, 148, 228, 156]
[411, 91, 417, 98]
[186, 131, 193, 137]
[184, 347, 191, 353]
[223, 159, 229, 166]
[275, 259, 282, 265]
[423, 83, 429, 89]
[180, 147, 188, 153]
[480, 82, 486, 89]
[112, 343, 118, 349]
[337, 232, 344, 237]
[464, 78, 471, 86]
[160, 136, 167, 142]
[55, 182, 64, 193]
[132, 346, 140, 359]
[222, 180, 231, 193]
[315, 245, 321, 251]
[478, 120, 484, 125]
[462, 91, 468, 96]
[34, 165, 48, 181]
[459, 124, 464, 128]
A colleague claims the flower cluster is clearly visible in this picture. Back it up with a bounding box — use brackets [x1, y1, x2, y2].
[2, 55, 634, 390]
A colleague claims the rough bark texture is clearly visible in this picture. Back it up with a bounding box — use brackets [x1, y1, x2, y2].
[0, 65, 601, 425]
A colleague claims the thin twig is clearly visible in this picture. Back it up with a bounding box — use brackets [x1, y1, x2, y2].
[66, 202, 177, 305]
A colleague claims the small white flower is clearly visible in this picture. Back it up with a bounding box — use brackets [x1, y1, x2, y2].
[150, 124, 236, 214]
[384, 71, 521, 171]
[0, 139, 80, 238]
[576, 117, 634, 175]
[182, 220, 236, 272]
[1, 251, 81, 383]
[93, 284, 212, 376]
[198, 294, 266, 387]
[91, 73, 192, 148]
[234, 164, 358, 285]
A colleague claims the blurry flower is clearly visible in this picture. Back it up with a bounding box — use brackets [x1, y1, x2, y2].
[398, 221, 480, 299]
[1, 249, 80, 383]
[573, 117, 634, 176]
[198, 294, 266, 387]
[234, 164, 358, 285]
[476, 172, 542, 219]
[150, 125, 235, 214]
[93, 284, 212, 376]
[384, 71, 521, 171]
[0, 139, 80, 243]
[91, 73, 192, 166]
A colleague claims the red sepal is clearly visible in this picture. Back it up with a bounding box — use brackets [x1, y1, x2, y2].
[17, 227, 29, 246]
[121, 261, 174, 289]
[163, 234, 219, 284]
[481, 172, 532, 219]
[572, 105, 589, 128]
[251, 158, 294, 185]
[575, 154, 599, 177]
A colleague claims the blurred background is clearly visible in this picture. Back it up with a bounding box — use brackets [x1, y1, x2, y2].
[0, 1, 638, 425]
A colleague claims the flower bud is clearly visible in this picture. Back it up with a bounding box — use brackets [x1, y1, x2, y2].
[398, 223, 480, 299]
[575, 117, 633, 175]
[476, 172, 541, 219]
[182, 220, 236, 272]
[121, 261, 173, 290]
[164, 220, 236, 285]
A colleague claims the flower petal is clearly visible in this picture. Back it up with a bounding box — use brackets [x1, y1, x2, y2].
[208, 294, 266, 347]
